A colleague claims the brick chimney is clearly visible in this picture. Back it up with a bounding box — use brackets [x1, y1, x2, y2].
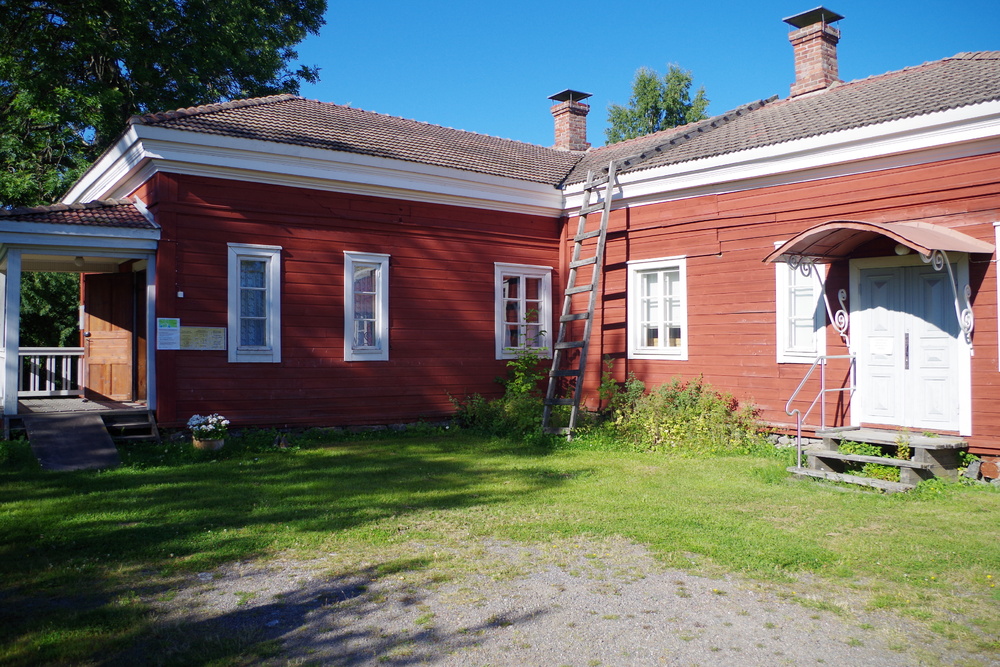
[549, 89, 592, 151]
[784, 7, 844, 97]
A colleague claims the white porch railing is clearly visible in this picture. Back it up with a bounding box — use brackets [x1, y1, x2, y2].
[18, 347, 84, 397]
[785, 354, 855, 469]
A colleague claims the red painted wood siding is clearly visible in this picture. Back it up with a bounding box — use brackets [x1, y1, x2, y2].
[143, 173, 561, 428]
[578, 151, 1000, 456]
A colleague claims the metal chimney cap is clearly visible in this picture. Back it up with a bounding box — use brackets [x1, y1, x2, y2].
[783, 6, 844, 29]
[548, 89, 593, 103]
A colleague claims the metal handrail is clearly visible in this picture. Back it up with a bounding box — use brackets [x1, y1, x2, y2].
[785, 354, 855, 468]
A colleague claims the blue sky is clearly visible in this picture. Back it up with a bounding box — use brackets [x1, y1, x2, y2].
[294, 1, 998, 148]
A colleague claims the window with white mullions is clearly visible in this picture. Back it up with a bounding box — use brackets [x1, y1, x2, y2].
[227, 243, 281, 363]
[344, 251, 389, 361]
[495, 263, 552, 359]
[628, 256, 688, 360]
[239, 259, 268, 346]
[775, 260, 826, 363]
[352, 262, 379, 349]
[503, 275, 544, 347]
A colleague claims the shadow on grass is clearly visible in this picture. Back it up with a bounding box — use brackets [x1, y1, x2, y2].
[0, 434, 566, 665]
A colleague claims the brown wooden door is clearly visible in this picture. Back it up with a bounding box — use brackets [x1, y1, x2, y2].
[83, 273, 134, 401]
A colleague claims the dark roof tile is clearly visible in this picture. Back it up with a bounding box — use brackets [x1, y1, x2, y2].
[566, 51, 1000, 185]
[0, 199, 156, 229]
[133, 96, 583, 187]
[123, 51, 1000, 191]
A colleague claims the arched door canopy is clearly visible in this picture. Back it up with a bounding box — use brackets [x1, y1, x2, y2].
[764, 220, 995, 350]
[764, 220, 994, 264]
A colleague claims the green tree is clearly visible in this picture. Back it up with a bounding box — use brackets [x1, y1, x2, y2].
[605, 64, 709, 144]
[0, 0, 326, 208]
[19, 272, 80, 347]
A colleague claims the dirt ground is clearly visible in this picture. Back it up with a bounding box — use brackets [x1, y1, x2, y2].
[133, 539, 993, 666]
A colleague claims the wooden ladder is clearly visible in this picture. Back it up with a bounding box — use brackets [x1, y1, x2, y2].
[542, 160, 620, 436]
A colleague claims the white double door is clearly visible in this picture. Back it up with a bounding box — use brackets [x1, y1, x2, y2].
[852, 257, 969, 433]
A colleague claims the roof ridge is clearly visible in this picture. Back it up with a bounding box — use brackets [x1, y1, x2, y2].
[130, 94, 301, 125]
[812, 50, 1000, 96]
[561, 96, 779, 186]
[948, 50, 1000, 60]
[615, 96, 779, 167]
[0, 198, 136, 217]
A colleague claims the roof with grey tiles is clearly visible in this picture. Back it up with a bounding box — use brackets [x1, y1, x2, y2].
[0, 199, 156, 229]
[565, 51, 1000, 185]
[123, 51, 1000, 192]
[130, 95, 584, 186]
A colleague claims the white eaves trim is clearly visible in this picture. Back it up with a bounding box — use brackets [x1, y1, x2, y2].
[0, 219, 159, 250]
[564, 99, 1000, 213]
[65, 124, 566, 216]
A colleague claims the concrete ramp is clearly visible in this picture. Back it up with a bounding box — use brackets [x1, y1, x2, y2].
[22, 413, 121, 471]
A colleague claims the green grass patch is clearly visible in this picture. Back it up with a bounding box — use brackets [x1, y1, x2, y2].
[0, 428, 998, 664]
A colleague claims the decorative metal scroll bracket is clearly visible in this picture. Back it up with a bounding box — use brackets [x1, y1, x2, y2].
[786, 254, 850, 347]
[921, 249, 975, 350]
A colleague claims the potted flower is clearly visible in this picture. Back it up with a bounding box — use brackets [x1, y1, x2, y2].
[188, 413, 230, 450]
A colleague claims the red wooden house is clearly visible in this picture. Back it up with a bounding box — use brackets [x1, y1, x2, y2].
[2, 8, 999, 463]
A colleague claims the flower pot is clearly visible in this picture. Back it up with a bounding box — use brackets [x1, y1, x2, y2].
[193, 438, 224, 451]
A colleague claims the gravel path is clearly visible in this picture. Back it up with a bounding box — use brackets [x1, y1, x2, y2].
[136, 540, 987, 666]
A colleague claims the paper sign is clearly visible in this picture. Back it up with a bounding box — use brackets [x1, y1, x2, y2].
[156, 318, 181, 350]
[870, 337, 894, 356]
[180, 327, 227, 351]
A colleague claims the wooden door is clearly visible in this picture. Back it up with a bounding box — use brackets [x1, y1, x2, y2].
[83, 273, 134, 401]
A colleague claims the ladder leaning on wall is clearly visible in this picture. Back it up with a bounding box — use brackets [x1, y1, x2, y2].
[541, 159, 620, 437]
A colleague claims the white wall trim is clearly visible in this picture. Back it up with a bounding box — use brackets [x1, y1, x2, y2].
[227, 243, 282, 363]
[344, 251, 391, 362]
[626, 255, 689, 361]
[995, 222, 1000, 372]
[564, 100, 1000, 214]
[65, 125, 566, 216]
[775, 259, 828, 364]
[493, 262, 554, 360]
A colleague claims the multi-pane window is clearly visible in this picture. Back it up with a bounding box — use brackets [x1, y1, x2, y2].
[227, 243, 281, 363]
[495, 263, 552, 359]
[628, 257, 688, 359]
[344, 252, 389, 361]
[239, 259, 267, 346]
[775, 261, 826, 362]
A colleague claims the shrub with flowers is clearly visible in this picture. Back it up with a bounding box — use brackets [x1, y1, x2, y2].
[187, 413, 230, 440]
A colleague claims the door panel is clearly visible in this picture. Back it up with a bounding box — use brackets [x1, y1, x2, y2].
[856, 264, 960, 431]
[908, 267, 959, 428]
[858, 269, 903, 423]
[83, 273, 134, 401]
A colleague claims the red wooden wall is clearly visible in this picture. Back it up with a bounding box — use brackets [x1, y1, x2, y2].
[136, 173, 562, 428]
[578, 151, 1000, 456]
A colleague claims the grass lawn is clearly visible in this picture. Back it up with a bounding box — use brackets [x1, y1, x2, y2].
[1, 428, 998, 665]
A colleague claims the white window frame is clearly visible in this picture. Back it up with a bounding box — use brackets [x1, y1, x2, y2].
[227, 243, 281, 363]
[494, 263, 553, 360]
[344, 251, 390, 362]
[627, 256, 688, 360]
[775, 260, 827, 363]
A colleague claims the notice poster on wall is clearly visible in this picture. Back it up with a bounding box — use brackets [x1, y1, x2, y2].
[156, 318, 181, 350]
[180, 327, 227, 351]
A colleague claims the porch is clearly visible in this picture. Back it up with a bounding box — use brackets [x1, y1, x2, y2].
[769, 218, 992, 491]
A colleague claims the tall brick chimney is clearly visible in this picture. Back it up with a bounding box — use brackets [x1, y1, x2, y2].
[549, 89, 592, 151]
[784, 7, 844, 97]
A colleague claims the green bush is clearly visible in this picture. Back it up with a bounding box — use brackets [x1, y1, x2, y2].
[587, 375, 773, 457]
[839, 440, 900, 482]
[452, 349, 556, 443]
[0, 438, 36, 470]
